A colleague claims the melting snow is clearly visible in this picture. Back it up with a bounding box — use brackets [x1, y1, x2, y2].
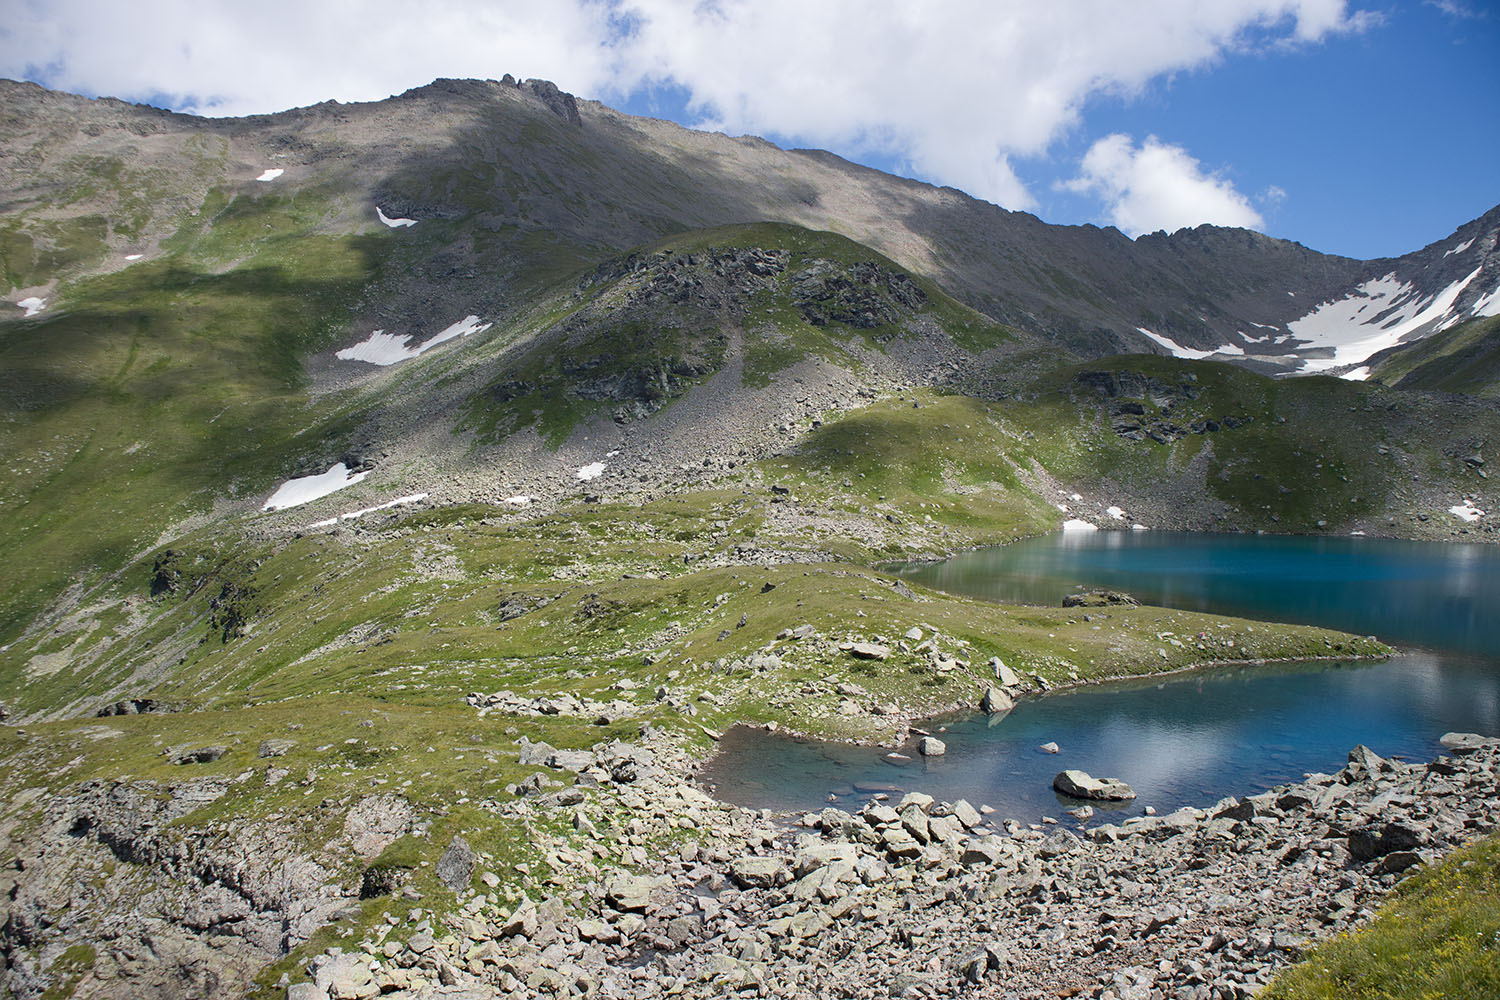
[1472, 285, 1500, 319]
[1137, 327, 1214, 360]
[17, 297, 45, 317]
[255, 168, 284, 182]
[1061, 518, 1098, 533]
[1444, 238, 1474, 258]
[125, 254, 143, 261]
[1106, 505, 1126, 520]
[1131, 523, 1150, 531]
[577, 462, 606, 481]
[309, 492, 428, 527]
[503, 495, 533, 506]
[1341, 366, 1371, 381]
[377, 206, 417, 228]
[1450, 501, 1485, 523]
[336, 315, 493, 365]
[1294, 267, 1484, 372]
[263, 463, 368, 511]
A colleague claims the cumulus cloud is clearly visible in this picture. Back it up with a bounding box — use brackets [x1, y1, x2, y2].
[0, 0, 1375, 211]
[1061, 134, 1264, 236]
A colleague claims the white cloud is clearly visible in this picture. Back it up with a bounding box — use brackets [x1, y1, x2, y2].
[1061, 134, 1265, 236]
[0, 0, 1374, 210]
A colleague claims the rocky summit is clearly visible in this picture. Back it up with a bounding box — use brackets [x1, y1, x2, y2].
[0, 75, 1497, 1000]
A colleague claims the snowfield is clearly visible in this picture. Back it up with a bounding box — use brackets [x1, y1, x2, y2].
[576, 462, 606, 481]
[336, 316, 493, 365]
[17, 297, 45, 317]
[1292, 267, 1484, 372]
[262, 463, 368, 511]
[1450, 500, 1485, 523]
[255, 168, 284, 182]
[1137, 327, 1215, 360]
[308, 493, 427, 528]
[377, 206, 417, 228]
[1061, 518, 1098, 533]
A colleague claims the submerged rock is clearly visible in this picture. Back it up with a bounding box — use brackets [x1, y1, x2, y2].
[1054, 769, 1136, 801]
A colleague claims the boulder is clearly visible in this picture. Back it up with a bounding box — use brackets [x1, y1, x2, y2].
[1349, 821, 1426, 861]
[606, 875, 662, 912]
[313, 955, 377, 1000]
[980, 686, 1013, 715]
[1053, 769, 1136, 801]
[436, 835, 477, 891]
[167, 745, 226, 765]
[848, 642, 890, 661]
[729, 856, 787, 889]
[1440, 732, 1500, 755]
[258, 738, 297, 758]
[918, 736, 947, 757]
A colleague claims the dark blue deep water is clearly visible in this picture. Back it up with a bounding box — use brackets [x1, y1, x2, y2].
[700, 532, 1500, 821]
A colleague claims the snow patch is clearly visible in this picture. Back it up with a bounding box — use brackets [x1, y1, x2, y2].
[576, 462, 606, 481]
[1106, 505, 1126, 520]
[377, 206, 417, 228]
[1131, 523, 1150, 531]
[336, 315, 492, 365]
[1450, 500, 1485, 523]
[255, 168, 284, 182]
[503, 495, 533, 506]
[1341, 366, 1371, 381]
[17, 297, 45, 317]
[1472, 285, 1500, 319]
[1061, 518, 1098, 533]
[312, 493, 428, 528]
[125, 254, 143, 261]
[263, 463, 368, 511]
[1294, 267, 1484, 372]
[1444, 238, 1474, 258]
[1137, 327, 1214, 360]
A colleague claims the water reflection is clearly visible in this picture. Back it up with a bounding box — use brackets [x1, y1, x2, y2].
[894, 532, 1500, 658]
[701, 654, 1500, 820]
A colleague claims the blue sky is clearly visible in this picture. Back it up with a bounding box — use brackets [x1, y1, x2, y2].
[2, 0, 1495, 260]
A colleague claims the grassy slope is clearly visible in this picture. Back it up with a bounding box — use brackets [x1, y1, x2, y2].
[1264, 833, 1500, 1000]
[1367, 314, 1500, 398]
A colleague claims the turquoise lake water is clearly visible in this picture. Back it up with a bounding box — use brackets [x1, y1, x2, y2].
[698, 532, 1500, 821]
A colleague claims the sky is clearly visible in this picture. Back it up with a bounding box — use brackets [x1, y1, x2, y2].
[1, 0, 1495, 260]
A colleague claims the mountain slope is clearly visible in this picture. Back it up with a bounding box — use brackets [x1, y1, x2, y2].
[5, 76, 1496, 372]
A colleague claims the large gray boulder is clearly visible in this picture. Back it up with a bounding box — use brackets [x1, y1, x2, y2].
[1053, 769, 1136, 801]
[435, 835, 476, 891]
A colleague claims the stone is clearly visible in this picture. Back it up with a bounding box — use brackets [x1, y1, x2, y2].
[545, 749, 595, 771]
[848, 642, 890, 661]
[168, 745, 227, 765]
[1348, 821, 1425, 861]
[904, 627, 924, 641]
[258, 738, 297, 758]
[952, 799, 982, 829]
[729, 856, 787, 889]
[606, 875, 661, 912]
[436, 835, 477, 891]
[344, 794, 418, 860]
[1440, 732, 1500, 755]
[918, 736, 946, 757]
[1054, 769, 1136, 801]
[1039, 741, 1060, 754]
[992, 658, 1022, 688]
[980, 686, 1013, 715]
[287, 985, 327, 1000]
[314, 955, 378, 1000]
[501, 897, 538, 938]
[897, 791, 934, 812]
[960, 838, 1003, 866]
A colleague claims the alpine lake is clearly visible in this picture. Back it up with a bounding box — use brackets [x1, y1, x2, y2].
[699, 531, 1500, 822]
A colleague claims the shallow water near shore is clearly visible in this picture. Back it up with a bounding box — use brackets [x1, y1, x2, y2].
[702, 532, 1500, 820]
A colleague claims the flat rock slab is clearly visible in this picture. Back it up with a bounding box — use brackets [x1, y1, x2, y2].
[1054, 769, 1136, 801]
[847, 642, 890, 661]
[1441, 732, 1500, 755]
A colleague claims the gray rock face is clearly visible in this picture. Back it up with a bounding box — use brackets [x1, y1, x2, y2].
[343, 794, 419, 860]
[435, 835, 476, 891]
[1054, 769, 1137, 801]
